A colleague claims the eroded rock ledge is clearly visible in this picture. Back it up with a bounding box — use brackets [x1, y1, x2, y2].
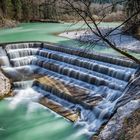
[0, 70, 11, 98]
[97, 99, 140, 140]
[93, 69, 140, 140]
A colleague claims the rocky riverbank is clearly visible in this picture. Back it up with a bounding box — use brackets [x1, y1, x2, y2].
[0, 18, 19, 29]
[96, 99, 140, 140]
[0, 70, 11, 99]
[93, 69, 140, 140]
[59, 28, 140, 54]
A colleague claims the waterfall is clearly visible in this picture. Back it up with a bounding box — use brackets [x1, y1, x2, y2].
[0, 46, 11, 67]
[1, 42, 138, 135]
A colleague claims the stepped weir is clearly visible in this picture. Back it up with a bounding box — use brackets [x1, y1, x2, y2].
[0, 42, 138, 135]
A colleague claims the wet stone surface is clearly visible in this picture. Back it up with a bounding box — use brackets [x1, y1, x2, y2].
[0, 71, 11, 97]
[94, 73, 140, 140]
[1, 42, 138, 136]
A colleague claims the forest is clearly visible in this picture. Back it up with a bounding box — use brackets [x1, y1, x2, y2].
[0, 0, 139, 31]
[0, 0, 125, 22]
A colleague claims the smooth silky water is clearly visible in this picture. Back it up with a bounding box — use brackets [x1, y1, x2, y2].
[0, 99, 87, 140]
[0, 22, 138, 140]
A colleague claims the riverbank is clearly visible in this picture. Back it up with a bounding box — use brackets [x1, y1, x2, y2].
[0, 23, 140, 140]
[93, 99, 140, 140]
[93, 69, 140, 140]
[0, 18, 19, 29]
[59, 28, 140, 54]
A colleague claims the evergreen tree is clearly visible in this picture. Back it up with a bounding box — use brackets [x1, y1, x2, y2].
[11, 0, 22, 20]
[0, 0, 8, 17]
[125, 0, 140, 33]
[21, 0, 31, 21]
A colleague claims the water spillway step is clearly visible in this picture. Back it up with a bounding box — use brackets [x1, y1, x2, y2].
[2, 42, 138, 135]
[11, 56, 126, 91]
[39, 97, 79, 122]
[13, 80, 34, 89]
[5, 43, 37, 51]
[42, 43, 138, 68]
[35, 76, 103, 110]
[7, 48, 39, 59]
[7, 47, 135, 82]
[0, 47, 11, 67]
[5, 43, 137, 68]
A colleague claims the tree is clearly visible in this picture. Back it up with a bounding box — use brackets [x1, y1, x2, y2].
[11, 0, 22, 20]
[125, 0, 140, 34]
[39, 0, 58, 20]
[61, 0, 140, 64]
[21, 0, 31, 21]
[30, 1, 40, 20]
[0, 0, 7, 17]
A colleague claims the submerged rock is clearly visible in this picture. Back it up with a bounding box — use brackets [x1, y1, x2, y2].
[40, 97, 79, 122]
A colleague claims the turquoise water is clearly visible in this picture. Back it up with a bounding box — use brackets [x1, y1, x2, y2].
[1, 22, 139, 58]
[0, 22, 94, 140]
[0, 22, 119, 43]
[0, 22, 121, 55]
[0, 22, 138, 140]
[0, 99, 87, 140]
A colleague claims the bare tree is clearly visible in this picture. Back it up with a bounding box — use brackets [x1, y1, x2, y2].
[61, 0, 140, 64]
[125, 0, 140, 34]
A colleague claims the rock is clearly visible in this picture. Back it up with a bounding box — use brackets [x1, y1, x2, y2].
[0, 19, 19, 28]
[98, 99, 140, 140]
[0, 70, 11, 98]
[39, 97, 79, 122]
[36, 76, 103, 110]
[96, 72, 140, 140]
[121, 109, 140, 140]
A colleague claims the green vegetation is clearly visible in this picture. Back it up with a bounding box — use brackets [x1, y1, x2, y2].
[0, 0, 139, 24]
[0, 0, 124, 23]
[125, 0, 140, 34]
[0, 0, 39, 21]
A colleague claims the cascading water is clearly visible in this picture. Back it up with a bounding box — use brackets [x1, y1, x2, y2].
[0, 46, 11, 67]
[0, 42, 138, 137]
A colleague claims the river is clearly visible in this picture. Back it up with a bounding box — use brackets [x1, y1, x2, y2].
[0, 22, 137, 140]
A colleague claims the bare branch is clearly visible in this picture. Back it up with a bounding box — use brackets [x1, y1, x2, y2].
[63, 0, 140, 64]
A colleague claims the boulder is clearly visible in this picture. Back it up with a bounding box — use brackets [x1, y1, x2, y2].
[0, 70, 11, 98]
